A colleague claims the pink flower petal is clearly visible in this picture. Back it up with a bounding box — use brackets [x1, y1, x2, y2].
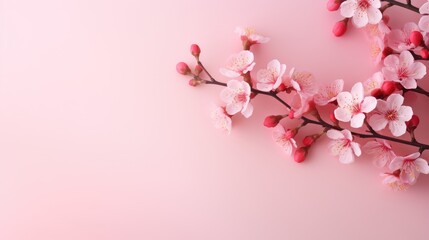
[397, 106, 413, 121]
[340, 1, 357, 18]
[409, 62, 426, 79]
[350, 82, 364, 103]
[339, 148, 355, 164]
[383, 54, 399, 68]
[326, 129, 344, 140]
[415, 158, 429, 174]
[420, 1, 429, 14]
[386, 93, 404, 110]
[350, 142, 361, 157]
[334, 107, 352, 122]
[366, 6, 382, 24]
[401, 78, 417, 89]
[399, 51, 414, 67]
[351, 112, 365, 128]
[220, 68, 241, 78]
[419, 16, 429, 32]
[241, 103, 253, 118]
[369, 114, 388, 131]
[361, 96, 377, 113]
[226, 102, 242, 115]
[389, 156, 405, 171]
[352, 9, 369, 28]
[336, 92, 353, 108]
[388, 120, 406, 137]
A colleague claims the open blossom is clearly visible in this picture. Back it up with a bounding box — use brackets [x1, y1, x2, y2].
[220, 79, 253, 118]
[368, 94, 413, 136]
[381, 172, 409, 191]
[389, 152, 429, 185]
[382, 51, 426, 89]
[363, 140, 396, 168]
[369, 37, 386, 65]
[334, 82, 377, 128]
[327, 129, 361, 164]
[255, 59, 286, 92]
[340, 0, 382, 28]
[386, 22, 419, 52]
[272, 125, 297, 156]
[220, 50, 255, 78]
[363, 71, 384, 95]
[235, 27, 270, 44]
[314, 79, 344, 106]
[284, 69, 317, 118]
[365, 16, 390, 39]
[211, 106, 232, 134]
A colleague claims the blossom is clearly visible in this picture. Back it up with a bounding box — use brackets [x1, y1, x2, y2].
[365, 17, 390, 39]
[381, 172, 409, 191]
[220, 50, 256, 78]
[369, 37, 385, 65]
[220, 79, 253, 118]
[340, 0, 382, 28]
[327, 129, 361, 164]
[363, 140, 396, 168]
[272, 125, 297, 155]
[235, 27, 270, 44]
[255, 59, 286, 92]
[334, 82, 377, 128]
[386, 22, 419, 52]
[211, 106, 232, 134]
[363, 71, 384, 95]
[382, 51, 426, 89]
[389, 152, 429, 185]
[314, 79, 344, 106]
[368, 94, 413, 136]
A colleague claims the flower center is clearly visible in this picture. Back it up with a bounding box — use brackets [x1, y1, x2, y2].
[352, 104, 361, 114]
[385, 109, 398, 121]
[358, 0, 370, 10]
[235, 92, 247, 103]
[397, 67, 409, 79]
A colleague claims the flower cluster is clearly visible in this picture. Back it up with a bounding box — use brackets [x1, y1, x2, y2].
[177, 2, 429, 190]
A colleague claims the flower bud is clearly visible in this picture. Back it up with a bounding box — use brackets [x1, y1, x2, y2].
[326, 0, 342, 11]
[276, 83, 287, 92]
[381, 81, 396, 96]
[332, 20, 347, 37]
[371, 88, 384, 98]
[288, 110, 295, 119]
[406, 115, 420, 131]
[194, 65, 203, 75]
[410, 31, 423, 47]
[176, 62, 191, 75]
[294, 147, 308, 163]
[190, 44, 201, 58]
[420, 48, 429, 59]
[303, 135, 317, 147]
[263, 115, 283, 128]
[189, 79, 202, 87]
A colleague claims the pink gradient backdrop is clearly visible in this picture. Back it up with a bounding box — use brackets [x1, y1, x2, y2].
[1, 0, 429, 239]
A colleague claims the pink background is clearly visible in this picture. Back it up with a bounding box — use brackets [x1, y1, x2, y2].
[1, 0, 429, 239]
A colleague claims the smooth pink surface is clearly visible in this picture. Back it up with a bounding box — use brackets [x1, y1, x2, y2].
[1, 0, 429, 239]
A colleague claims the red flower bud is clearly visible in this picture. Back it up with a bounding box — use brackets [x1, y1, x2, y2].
[406, 115, 420, 131]
[327, 0, 342, 11]
[303, 135, 316, 147]
[176, 62, 191, 75]
[285, 129, 298, 139]
[263, 115, 283, 128]
[276, 83, 287, 92]
[410, 31, 423, 47]
[190, 44, 201, 58]
[332, 20, 347, 37]
[382, 47, 393, 58]
[294, 147, 308, 163]
[194, 65, 203, 75]
[420, 48, 429, 59]
[371, 88, 384, 98]
[188, 79, 199, 87]
[381, 81, 396, 96]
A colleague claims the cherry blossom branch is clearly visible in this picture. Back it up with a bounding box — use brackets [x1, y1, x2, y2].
[403, 86, 429, 97]
[381, 0, 419, 13]
[197, 62, 429, 152]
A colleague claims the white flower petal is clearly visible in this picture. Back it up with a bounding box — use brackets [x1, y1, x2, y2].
[340, 1, 357, 18]
[369, 114, 388, 131]
[351, 113, 365, 128]
[334, 107, 352, 122]
[415, 158, 429, 174]
[339, 148, 355, 164]
[389, 120, 407, 137]
[367, 6, 382, 25]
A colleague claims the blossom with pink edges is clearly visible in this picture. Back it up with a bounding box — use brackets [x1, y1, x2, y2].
[327, 129, 361, 164]
[363, 140, 396, 168]
[340, 0, 382, 28]
[220, 80, 253, 118]
[386, 22, 419, 52]
[368, 94, 413, 136]
[389, 152, 429, 185]
[220, 50, 256, 78]
[314, 79, 344, 106]
[272, 125, 297, 156]
[334, 82, 377, 128]
[255, 59, 286, 92]
[381, 172, 409, 191]
[382, 51, 426, 89]
[211, 106, 232, 134]
[235, 27, 270, 45]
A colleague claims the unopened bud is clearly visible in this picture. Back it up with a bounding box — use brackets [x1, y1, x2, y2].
[326, 0, 342, 11]
[371, 88, 384, 98]
[285, 129, 298, 139]
[188, 79, 200, 87]
[176, 62, 191, 75]
[190, 44, 201, 58]
[381, 81, 396, 96]
[332, 20, 347, 37]
[410, 31, 423, 47]
[294, 147, 308, 163]
[420, 48, 429, 59]
[263, 115, 283, 128]
[406, 115, 420, 131]
[194, 65, 203, 75]
[303, 135, 317, 147]
[382, 47, 393, 58]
